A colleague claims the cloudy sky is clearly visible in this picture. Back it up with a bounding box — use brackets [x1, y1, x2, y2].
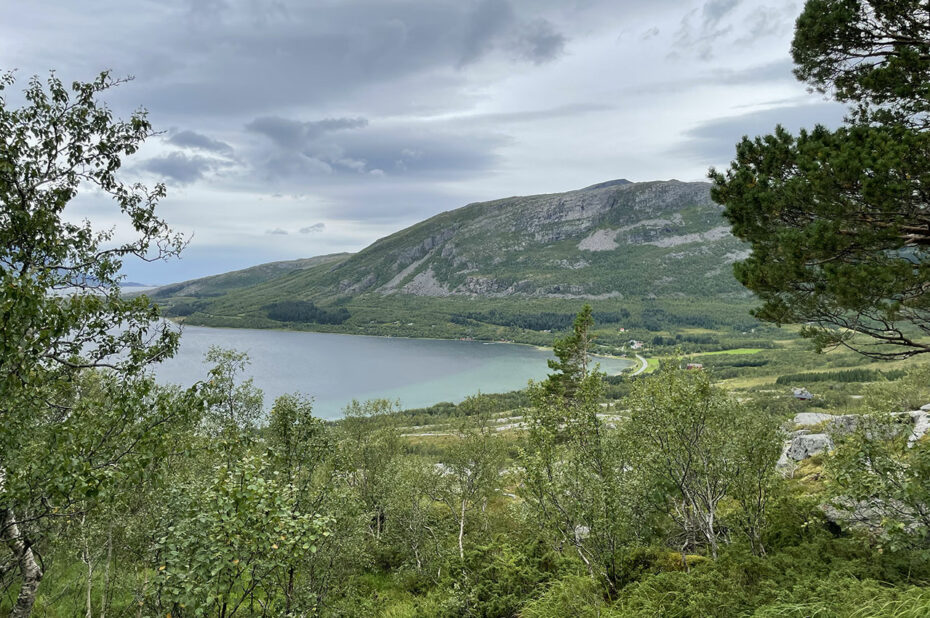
[2, 0, 845, 284]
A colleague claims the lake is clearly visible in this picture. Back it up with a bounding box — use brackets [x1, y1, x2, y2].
[153, 326, 634, 418]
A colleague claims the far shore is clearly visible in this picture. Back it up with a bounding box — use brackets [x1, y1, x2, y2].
[167, 319, 636, 376]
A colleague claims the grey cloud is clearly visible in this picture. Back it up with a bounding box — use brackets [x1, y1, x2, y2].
[4, 0, 816, 286]
[246, 116, 369, 150]
[458, 0, 567, 67]
[168, 130, 234, 154]
[673, 0, 741, 60]
[308, 185, 467, 223]
[95, 1, 571, 120]
[461, 0, 516, 65]
[702, 0, 741, 27]
[674, 0, 795, 61]
[640, 27, 660, 40]
[628, 59, 796, 98]
[300, 223, 326, 233]
[735, 4, 796, 45]
[678, 102, 848, 164]
[513, 19, 566, 64]
[454, 103, 614, 126]
[714, 58, 795, 85]
[141, 152, 219, 184]
[244, 115, 507, 182]
[341, 129, 506, 177]
[266, 228, 289, 235]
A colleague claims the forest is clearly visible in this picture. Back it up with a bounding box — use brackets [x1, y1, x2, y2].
[4, 309, 930, 616]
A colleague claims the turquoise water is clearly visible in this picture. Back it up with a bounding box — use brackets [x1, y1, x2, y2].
[153, 326, 633, 419]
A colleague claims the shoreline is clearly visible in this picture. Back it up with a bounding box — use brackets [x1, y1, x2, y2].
[169, 319, 636, 376]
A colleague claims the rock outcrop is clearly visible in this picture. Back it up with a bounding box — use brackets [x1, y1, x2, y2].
[779, 406, 930, 473]
[777, 433, 834, 471]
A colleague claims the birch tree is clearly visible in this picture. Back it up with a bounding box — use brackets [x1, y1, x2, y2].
[627, 363, 741, 561]
[522, 307, 652, 588]
[0, 71, 185, 615]
[430, 400, 506, 561]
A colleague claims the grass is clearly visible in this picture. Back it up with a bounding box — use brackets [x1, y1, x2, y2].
[693, 348, 764, 356]
[719, 375, 778, 389]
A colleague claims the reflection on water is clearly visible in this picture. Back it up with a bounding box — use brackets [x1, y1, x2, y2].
[153, 326, 633, 419]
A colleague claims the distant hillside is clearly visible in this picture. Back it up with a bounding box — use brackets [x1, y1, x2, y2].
[151, 180, 759, 342]
[152, 254, 350, 300]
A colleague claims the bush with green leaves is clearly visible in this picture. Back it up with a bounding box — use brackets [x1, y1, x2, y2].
[152, 455, 331, 617]
[627, 362, 783, 559]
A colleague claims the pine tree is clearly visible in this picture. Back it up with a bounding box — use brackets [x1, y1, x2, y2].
[710, 0, 930, 360]
[545, 304, 595, 400]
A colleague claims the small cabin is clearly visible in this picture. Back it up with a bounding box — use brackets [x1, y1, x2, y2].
[628, 340, 644, 350]
[686, 363, 703, 370]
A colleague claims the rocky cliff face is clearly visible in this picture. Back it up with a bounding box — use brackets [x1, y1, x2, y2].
[308, 179, 746, 300]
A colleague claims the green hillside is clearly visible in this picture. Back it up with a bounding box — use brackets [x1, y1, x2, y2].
[151, 253, 350, 316]
[151, 179, 759, 341]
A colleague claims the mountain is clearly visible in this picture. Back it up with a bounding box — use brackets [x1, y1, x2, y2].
[151, 254, 350, 300]
[151, 179, 757, 340]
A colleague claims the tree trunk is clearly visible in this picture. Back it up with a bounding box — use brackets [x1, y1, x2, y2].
[81, 512, 93, 618]
[85, 562, 94, 618]
[85, 561, 94, 618]
[703, 513, 719, 560]
[135, 571, 149, 618]
[101, 522, 113, 618]
[3, 509, 44, 618]
[285, 566, 295, 615]
[458, 500, 466, 561]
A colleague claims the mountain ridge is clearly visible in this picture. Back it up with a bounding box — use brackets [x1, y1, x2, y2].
[151, 178, 754, 337]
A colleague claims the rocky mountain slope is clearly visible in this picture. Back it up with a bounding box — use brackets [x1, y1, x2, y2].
[151, 179, 754, 335]
[313, 178, 745, 300]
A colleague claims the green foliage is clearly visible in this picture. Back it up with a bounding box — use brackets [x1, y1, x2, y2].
[711, 0, 930, 360]
[545, 304, 595, 400]
[164, 300, 208, 317]
[382, 457, 451, 576]
[0, 70, 188, 615]
[860, 363, 930, 413]
[523, 307, 656, 588]
[397, 389, 532, 425]
[152, 455, 331, 616]
[200, 347, 264, 467]
[12, 331, 930, 617]
[775, 367, 907, 385]
[338, 399, 404, 541]
[451, 309, 630, 332]
[427, 398, 507, 561]
[791, 0, 930, 128]
[628, 362, 782, 558]
[152, 254, 350, 300]
[455, 537, 576, 617]
[615, 539, 930, 618]
[711, 123, 930, 360]
[520, 574, 608, 618]
[264, 300, 351, 325]
[267, 393, 331, 489]
[826, 365, 930, 551]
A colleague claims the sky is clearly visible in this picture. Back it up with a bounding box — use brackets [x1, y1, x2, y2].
[1, 0, 847, 284]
